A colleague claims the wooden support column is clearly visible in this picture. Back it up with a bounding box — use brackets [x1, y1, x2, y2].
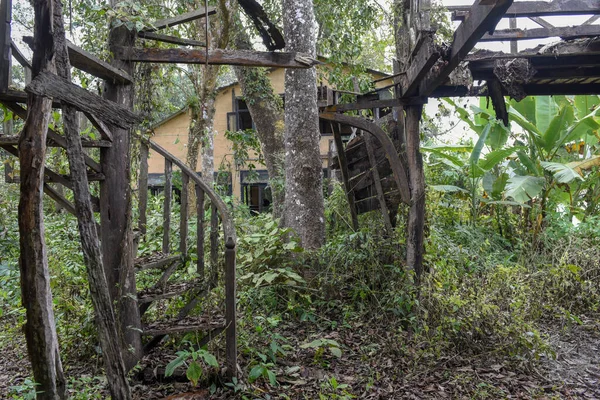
[52, 1, 131, 396]
[195, 185, 206, 279]
[210, 204, 219, 287]
[162, 159, 172, 254]
[100, 6, 142, 369]
[138, 142, 149, 238]
[363, 132, 393, 232]
[331, 122, 359, 231]
[225, 237, 237, 378]
[405, 105, 425, 284]
[17, 0, 66, 397]
[179, 173, 189, 256]
[0, 0, 10, 93]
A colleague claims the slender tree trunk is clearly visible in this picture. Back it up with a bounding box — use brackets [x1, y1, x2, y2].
[233, 31, 285, 218]
[18, 1, 66, 398]
[282, 0, 325, 249]
[101, 0, 142, 370]
[53, 1, 131, 398]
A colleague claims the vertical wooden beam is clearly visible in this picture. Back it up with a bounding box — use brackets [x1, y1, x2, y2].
[405, 105, 425, 284]
[332, 122, 359, 231]
[363, 133, 393, 232]
[162, 159, 172, 254]
[52, 0, 131, 395]
[509, 17, 517, 54]
[138, 142, 149, 237]
[0, 0, 11, 93]
[195, 184, 205, 279]
[210, 204, 218, 287]
[179, 172, 189, 256]
[100, 2, 142, 369]
[225, 237, 237, 378]
[17, 0, 66, 396]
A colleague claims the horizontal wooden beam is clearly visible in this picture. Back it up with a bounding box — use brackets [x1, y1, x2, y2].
[0, 135, 111, 148]
[321, 97, 427, 113]
[450, 0, 600, 20]
[137, 31, 206, 47]
[419, 0, 514, 97]
[143, 7, 216, 32]
[67, 41, 133, 84]
[114, 47, 320, 68]
[26, 71, 141, 129]
[22, 37, 133, 84]
[480, 24, 600, 41]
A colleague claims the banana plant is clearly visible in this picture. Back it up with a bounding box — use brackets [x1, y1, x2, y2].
[506, 95, 600, 218]
[425, 99, 523, 223]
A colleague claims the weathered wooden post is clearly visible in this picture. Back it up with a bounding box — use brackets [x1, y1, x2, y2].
[196, 184, 206, 278]
[100, 0, 142, 369]
[225, 236, 237, 378]
[163, 158, 172, 254]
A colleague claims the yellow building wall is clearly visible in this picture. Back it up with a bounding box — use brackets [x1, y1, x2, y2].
[148, 68, 392, 202]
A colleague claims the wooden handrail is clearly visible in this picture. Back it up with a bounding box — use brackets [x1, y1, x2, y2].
[136, 135, 236, 243]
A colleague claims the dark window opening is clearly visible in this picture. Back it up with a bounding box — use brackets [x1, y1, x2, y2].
[241, 170, 271, 214]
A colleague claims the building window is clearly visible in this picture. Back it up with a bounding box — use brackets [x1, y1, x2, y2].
[240, 170, 271, 214]
[227, 99, 254, 132]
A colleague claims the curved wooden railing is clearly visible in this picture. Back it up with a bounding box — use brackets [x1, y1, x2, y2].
[135, 134, 237, 377]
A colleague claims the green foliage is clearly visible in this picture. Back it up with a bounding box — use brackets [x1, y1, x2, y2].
[164, 344, 219, 386]
[300, 338, 343, 360]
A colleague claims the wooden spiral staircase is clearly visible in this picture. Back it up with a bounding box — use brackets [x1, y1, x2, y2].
[133, 137, 237, 367]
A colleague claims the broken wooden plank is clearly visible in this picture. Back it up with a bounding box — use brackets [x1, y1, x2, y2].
[114, 47, 320, 69]
[480, 24, 600, 42]
[84, 111, 113, 142]
[26, 71, 141, 129]
[450, 0, 600, 20]
[10, 40, 32, 70]
[142, 7, 216, 32]
[135, 254, 181, 272]
[137, 31, 206, 47]
[419, 0, 513, 97]
[0, 134, 111, 148]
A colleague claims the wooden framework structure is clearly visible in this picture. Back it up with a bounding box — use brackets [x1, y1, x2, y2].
[0, 0, 318, 384]
[319, 0, 600, 280]
[2, 0, 600, 392]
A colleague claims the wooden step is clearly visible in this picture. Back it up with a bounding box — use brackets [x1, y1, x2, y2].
[142, 315, 225, 336]
[137, 279, 205, 304]
[135, 253, 181, 272]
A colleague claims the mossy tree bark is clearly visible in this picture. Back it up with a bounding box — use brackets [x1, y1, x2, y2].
[281, 0, 325, 249]
[233, 30, 285, 218]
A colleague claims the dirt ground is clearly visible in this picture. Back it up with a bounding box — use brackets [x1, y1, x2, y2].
[1, 316, 598, 399]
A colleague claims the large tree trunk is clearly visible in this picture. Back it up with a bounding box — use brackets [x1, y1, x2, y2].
[233, 31, 285, 218]
[282, 0, 325, 249]
[100, 0, 142, 370]
[53, 1, 131, 398]
[18, 0, 66, 398]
